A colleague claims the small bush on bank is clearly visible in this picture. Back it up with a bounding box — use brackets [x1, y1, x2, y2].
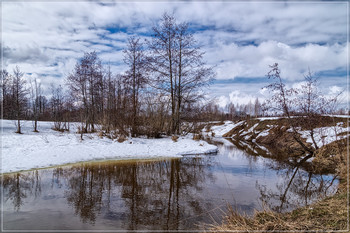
[193, 133, 202, 141]
[171, 135, 179, 142]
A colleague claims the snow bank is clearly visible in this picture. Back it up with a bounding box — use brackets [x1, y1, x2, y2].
[209, 121, 244, 137]
[256, 117, 282, 121]
[325, 115, 350, 118]
[300, 124, 349, 148]
[1, 120, 217, 174]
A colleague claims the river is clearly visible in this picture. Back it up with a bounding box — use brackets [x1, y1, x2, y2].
[1, 138, 338, 231]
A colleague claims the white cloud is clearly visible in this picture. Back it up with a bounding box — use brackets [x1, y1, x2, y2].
[217, 96, 229, 109]
[203, 40, 347, 81]
[228, 90, 263, 106]
[2, 1, 348, 103]
[327, 85, 349, 107]
[329, 85, 343, 95]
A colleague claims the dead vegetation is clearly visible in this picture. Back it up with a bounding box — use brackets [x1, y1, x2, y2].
[193, 133, 202, 141]
[211, 164, 348, 231]
[210, 116, 349, 232]
[211, 188, 348, 232]
[117, 135, 127, 143]
[171, 135, 179, 142]
[222, 116, 348, 159]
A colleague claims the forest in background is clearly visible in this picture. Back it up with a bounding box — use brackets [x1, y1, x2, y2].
[0, 13, 267, 137]
[1, 13, 347, 138]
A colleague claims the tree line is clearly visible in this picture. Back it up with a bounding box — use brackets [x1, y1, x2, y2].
[1, 13, 218, 136]
[2, 13, 346, 137]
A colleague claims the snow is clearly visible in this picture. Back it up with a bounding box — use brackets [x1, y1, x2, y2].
[257, 129, 270, 138]
[257, 115, 349, 121]
[1, 120, 218, 174]
[300, 125, 350, 148]
[325, 115, 350, 118]
[209, 121, 244, 137]
[241, 123, 259, 136]
[256, 117, 281, 121]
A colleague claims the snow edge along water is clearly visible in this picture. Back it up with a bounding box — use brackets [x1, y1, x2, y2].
[1, 120, 218, 174]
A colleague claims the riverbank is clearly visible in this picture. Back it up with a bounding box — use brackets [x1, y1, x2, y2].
[204, 116, 349, 231]
[211, 184, 348, 231]
[1, 119, 217, 174]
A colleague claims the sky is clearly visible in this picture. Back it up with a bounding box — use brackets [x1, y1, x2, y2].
[2, 1, 349, 109]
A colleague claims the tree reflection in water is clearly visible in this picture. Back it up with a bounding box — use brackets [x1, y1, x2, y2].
[2, 170, 41, 211]
[1, 142, 339, 230]
[60, 157, 216, 230]
[256, 160, 338, 212]
[228, 138, 338, 213]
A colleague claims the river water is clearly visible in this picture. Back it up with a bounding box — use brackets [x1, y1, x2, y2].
[1, 138, 338, 231]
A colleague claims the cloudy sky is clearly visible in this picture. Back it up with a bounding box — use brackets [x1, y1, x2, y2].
[2, 1, 349, 109]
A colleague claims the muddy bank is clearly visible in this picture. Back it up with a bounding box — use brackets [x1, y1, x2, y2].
[217, 116, 348, 173]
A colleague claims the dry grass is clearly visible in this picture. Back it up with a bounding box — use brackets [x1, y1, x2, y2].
[211, 189, 348, 232]
[193, 133, 202, 141]
[224, 116, 348, 159]
[212, 207, 303, 232]
[211, 117, 349, 232]
[223, 118, 307, 157]
[97, 131, 104, 138]
[171, 135, 179, 142]
[204, 121, 225, 133]
[117, 135, 127, 143]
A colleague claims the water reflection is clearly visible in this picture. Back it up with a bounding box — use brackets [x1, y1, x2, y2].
[1, 140, 339, 230]
[3, 171, 41, 211]
[2, 158, 218, 230]
[62, 158, 216, 230]
[256, 162, 338, 212]
[227, 138, 338, 212]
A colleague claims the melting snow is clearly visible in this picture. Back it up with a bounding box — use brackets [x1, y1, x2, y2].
[1, 120, 217, 174]
[209, 121, 244, 137]
[300, 125, 349, 148]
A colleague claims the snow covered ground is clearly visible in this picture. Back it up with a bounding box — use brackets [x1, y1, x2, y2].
[300, 123, 349, 148]
[205, 117, 349, 149]
[207, 121, 244, 137]
[1, 120, 218, 174]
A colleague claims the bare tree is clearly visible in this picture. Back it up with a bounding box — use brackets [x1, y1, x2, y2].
[1, 69, 11, 119]
[265, 63, 341, 156]
[254, 98, 261, 117]
[66, 51, 103, 133]
[142, 91, 170, 138]
[29, 78, 42, 132]
[123, 37, 148, 136]
[50, 84, 65, 131]
[103, 65, 117, 133]
[148, 13, 214, 135]
[11, 66, 28, 134]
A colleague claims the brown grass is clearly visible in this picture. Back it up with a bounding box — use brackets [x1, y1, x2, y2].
[204, 121, 225, 133]
[97, 131, 104, 138]
[171, 135, 179, 142]
[211, 117, 349, 232]
[338, 131, 349, 137]
[193, 133, 202, 141]
[117, 135, 127, 143]
[211, 189, 348, 232]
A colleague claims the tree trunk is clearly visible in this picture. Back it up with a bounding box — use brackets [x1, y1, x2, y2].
[34, 119, 38, 132]
[17, 119, 21, 134]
